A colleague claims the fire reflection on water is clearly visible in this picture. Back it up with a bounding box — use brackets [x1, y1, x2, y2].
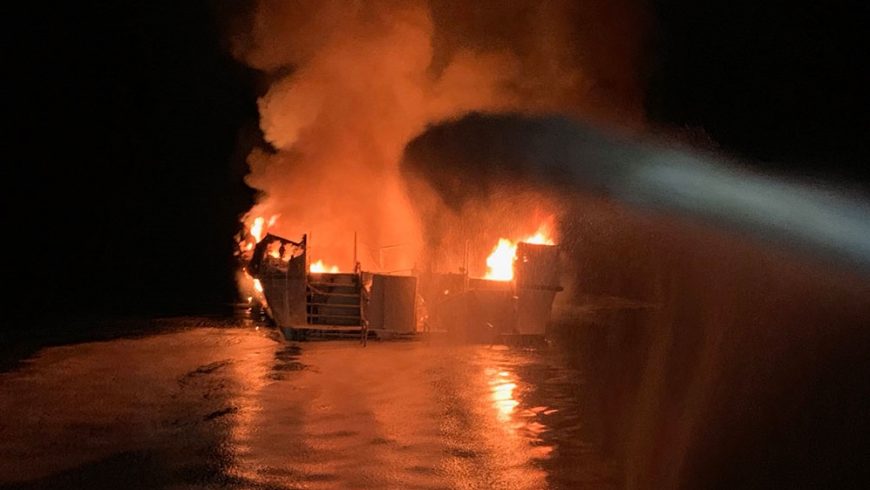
[0, 323, 614, 489]
[484, 360, 557, 466]
[219, 341, 587, 488]
[488, 369, 519, 420]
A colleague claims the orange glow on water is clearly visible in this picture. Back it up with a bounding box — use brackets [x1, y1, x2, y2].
[488, 368, 519, 421]
[492, 381, 519, 419]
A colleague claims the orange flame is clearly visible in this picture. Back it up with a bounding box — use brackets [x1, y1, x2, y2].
[239, 269, 267, 307]
[250, 217, 265, 243]
[237, 217, 279, 306]
[484, 223, 555, 281]
[246, 214, 280, 245]
[309, 260, 339, 273]
[485, 239, 518, 281]
[266, 241, 282, 259]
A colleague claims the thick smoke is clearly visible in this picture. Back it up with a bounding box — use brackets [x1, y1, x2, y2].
[228, 0, 647, 272]
[403, 113, 870, 273]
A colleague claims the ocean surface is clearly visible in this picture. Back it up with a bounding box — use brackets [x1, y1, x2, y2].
[0, 318, 615, 489]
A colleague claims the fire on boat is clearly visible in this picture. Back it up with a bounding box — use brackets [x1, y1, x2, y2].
[242, 224, 562, 343]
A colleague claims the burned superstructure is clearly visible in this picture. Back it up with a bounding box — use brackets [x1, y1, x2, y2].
[248, 231, 561, 342]
[249, 233, 417, 340]
[419, 241, 562, 342]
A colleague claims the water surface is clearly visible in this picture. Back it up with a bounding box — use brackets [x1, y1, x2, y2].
[0, 320, 614, 489]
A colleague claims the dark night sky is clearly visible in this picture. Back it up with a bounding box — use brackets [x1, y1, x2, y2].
[8, 1, 868, 323]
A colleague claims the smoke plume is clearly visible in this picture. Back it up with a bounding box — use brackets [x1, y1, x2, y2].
[228, 0, 648, 272]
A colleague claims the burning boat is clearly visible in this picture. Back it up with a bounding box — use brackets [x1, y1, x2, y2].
[248, 233, 418, 340]
[246, 227, 562, 342]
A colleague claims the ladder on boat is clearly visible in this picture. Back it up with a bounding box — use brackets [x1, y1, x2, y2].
[304, 273, 368, 341]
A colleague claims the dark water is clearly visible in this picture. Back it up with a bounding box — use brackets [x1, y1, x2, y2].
[0, 319, 615, 489]
[3, 286, 867, 490]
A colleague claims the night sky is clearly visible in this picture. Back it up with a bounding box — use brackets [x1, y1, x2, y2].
[9, 0, 867, 324]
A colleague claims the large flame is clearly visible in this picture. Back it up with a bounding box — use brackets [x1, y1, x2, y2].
[309, 260, 340, 273]
[241, 215, 342, 275]
[236, 216, 279, 307]
[229, 0, 646, 305]
[240, 214, 279, 258]
[485, 239, 519, 281]
[249, 217, 266, 243]
[237, 268, 267, 308]
[484, 223, 555, 281]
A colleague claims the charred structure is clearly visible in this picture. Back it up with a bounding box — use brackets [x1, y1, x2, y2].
[248, 232, 562, 342]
